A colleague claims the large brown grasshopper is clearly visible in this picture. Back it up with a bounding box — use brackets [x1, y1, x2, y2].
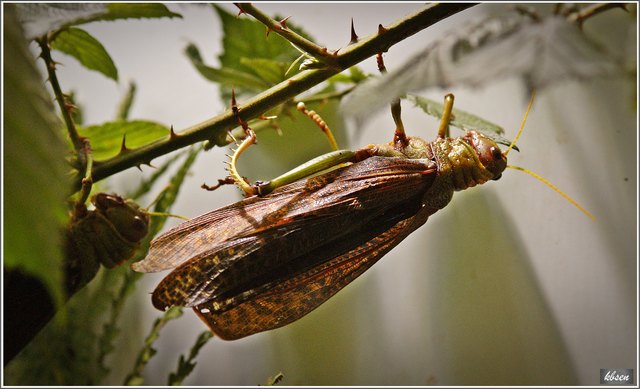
[132, 92, 590, 340]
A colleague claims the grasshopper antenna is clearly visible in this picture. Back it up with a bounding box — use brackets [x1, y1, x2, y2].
[504, 90, 535, 156]
[504, 90, 594, 220]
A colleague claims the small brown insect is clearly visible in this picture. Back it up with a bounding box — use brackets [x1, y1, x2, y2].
[66, 193, 149, 293]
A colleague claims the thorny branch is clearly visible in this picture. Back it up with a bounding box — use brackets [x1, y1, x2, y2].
[72, 3, 476, 191]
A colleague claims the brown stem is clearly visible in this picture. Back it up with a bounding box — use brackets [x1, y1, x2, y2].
[37, 36, 84, 152]
[567, 3, 628, 25]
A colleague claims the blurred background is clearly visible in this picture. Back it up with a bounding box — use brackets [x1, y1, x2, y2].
[18, 3, 638, 385]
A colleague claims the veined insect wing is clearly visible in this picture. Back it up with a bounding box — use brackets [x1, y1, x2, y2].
[194, 201, 433, 340]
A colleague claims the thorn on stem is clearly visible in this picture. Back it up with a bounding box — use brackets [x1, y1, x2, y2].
[120, 135, 129, 153]
[278, 16, 291, 29]
[235, 3, 246, 16]
[378, 24, 388, 35]
[231, 87, 239, 115]
[349, 18, 359, 44]
[230, 87, 252, 136]
[169, 125, 179, 140]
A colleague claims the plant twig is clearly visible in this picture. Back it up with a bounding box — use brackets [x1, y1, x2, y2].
[567, 3, 628, 25]
[235, 3, 335, 64]
[116, 81, 137, 121]
[123, 306, 183, 386]
[37, 35, 83, 152]
[73, 3, 475, 192]
[166, 331, 214, 386]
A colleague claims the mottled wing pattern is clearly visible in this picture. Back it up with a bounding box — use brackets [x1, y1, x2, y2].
[131, 192, 299, 273]
[194, 205, 433, 340]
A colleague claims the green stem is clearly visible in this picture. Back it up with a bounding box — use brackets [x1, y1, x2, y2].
[77, 139, 94, 205]
[73, 3, 475, 192]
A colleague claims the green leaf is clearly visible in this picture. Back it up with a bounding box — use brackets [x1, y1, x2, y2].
[186, 5, 315, 100]
[3, 4, 68, 308]
[239, 57, 290, 86]
[348, 66, 368, 83]
[102, 3, 181, 21]
[185, 43, 267, 91]
[328, 66, 368, 84]
[214, 4, 307, 72]
[406, 94, 505, 134]
[15, 4, 180, 40]
[14, 3, 108, 39]
[78, 120, 169, 160]
[51, 27, 118, 81]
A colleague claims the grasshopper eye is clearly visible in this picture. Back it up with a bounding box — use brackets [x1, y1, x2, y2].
[491, 146, 502, 160]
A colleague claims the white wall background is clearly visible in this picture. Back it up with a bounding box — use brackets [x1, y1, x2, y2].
[50, 3, 636, 386]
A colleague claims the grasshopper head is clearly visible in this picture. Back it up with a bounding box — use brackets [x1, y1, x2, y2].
[462, 131, 507, 180]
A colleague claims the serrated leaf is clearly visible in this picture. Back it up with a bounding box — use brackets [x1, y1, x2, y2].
[14, 3, 180, 40]
[102, 3, 181, 21]
[406, 94, 504, 134]
[78, 120, 169, 160]
[214, 4, 311, 73]
[51, 27, 118, 81]
[186, 5, 315, 100]
[3, 4, 68, 307]
[14, 3, 108, 39]
[345, 13, 623, 120]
